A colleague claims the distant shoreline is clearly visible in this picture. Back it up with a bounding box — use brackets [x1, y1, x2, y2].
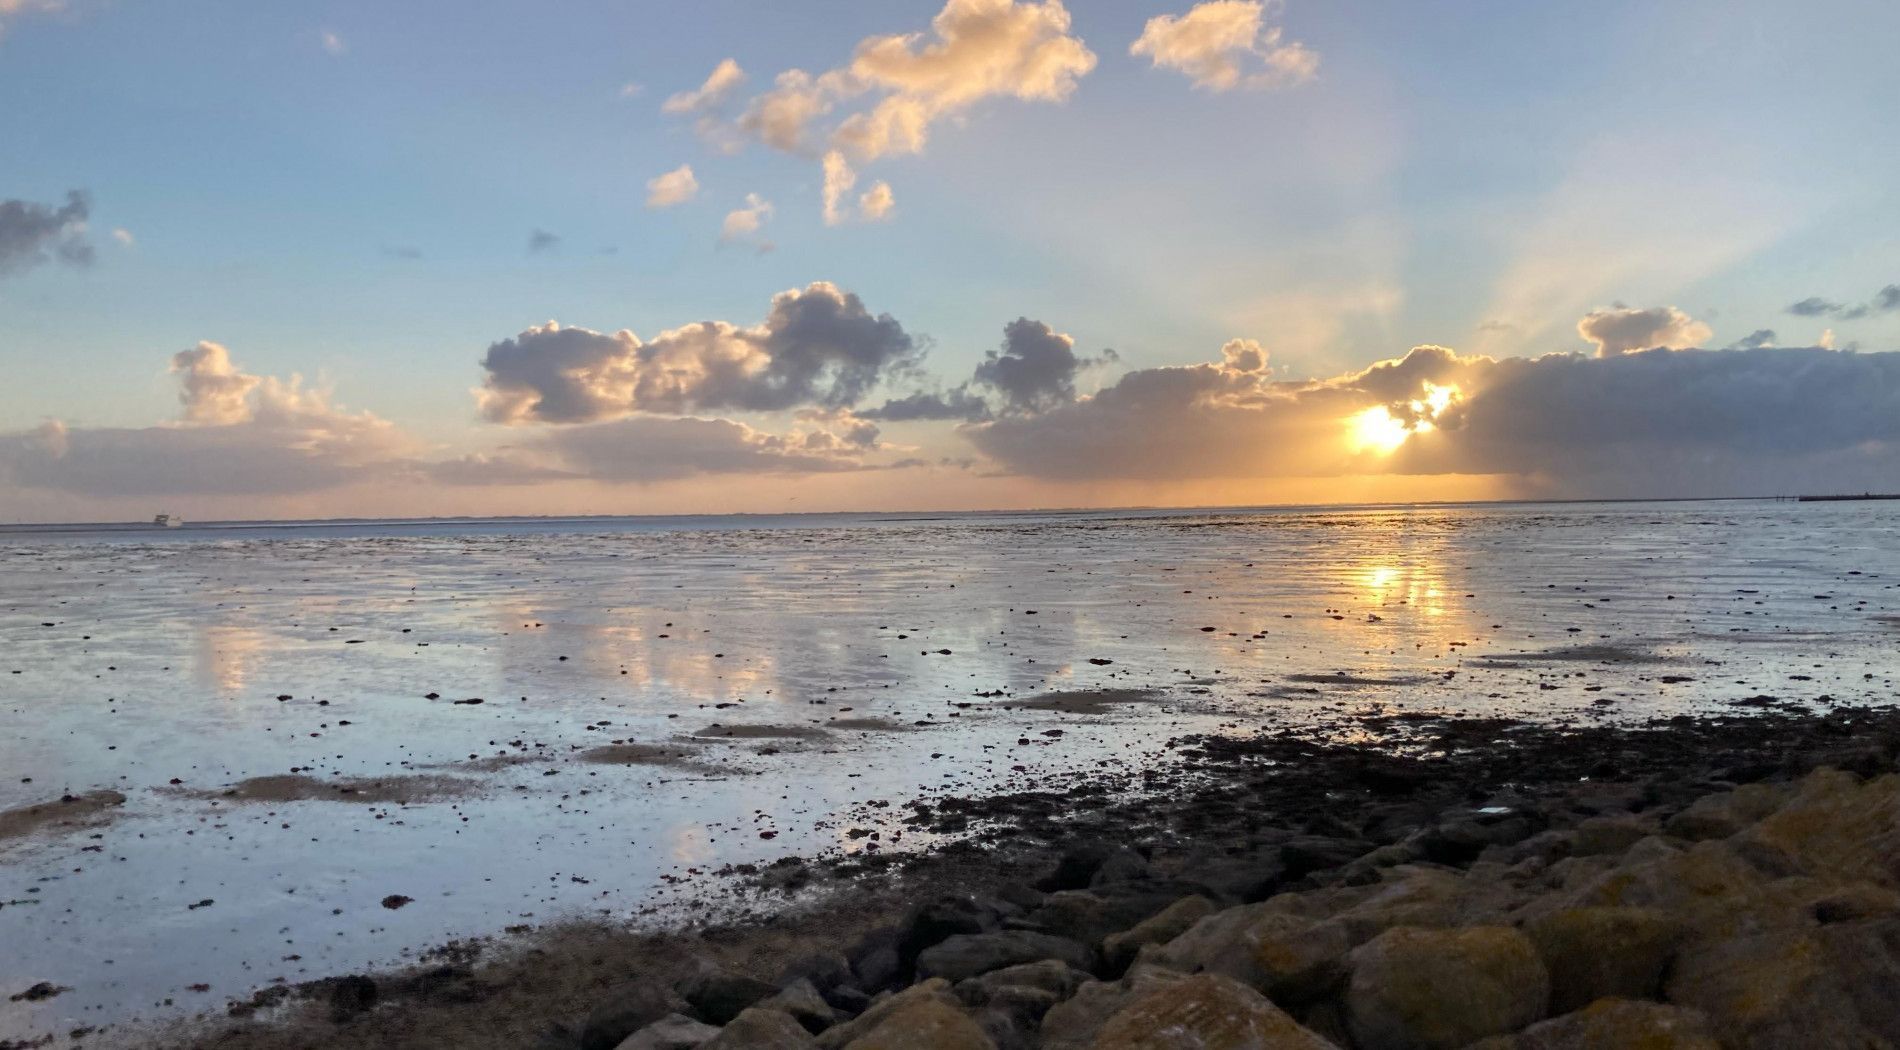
[1797, 493, 1900, 502]
[0, 493, 1827, 535]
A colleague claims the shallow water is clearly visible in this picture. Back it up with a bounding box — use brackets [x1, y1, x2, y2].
[3, 499, 1898, 1039]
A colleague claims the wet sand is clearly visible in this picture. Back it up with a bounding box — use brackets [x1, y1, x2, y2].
[130, 702, 1900, 1050]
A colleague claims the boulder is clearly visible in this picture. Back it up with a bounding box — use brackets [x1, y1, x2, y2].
[1101, 895, 1217, 972]
[1345, 925, 1549, 1050]
[1664, 926, 1880, 1049]
[1040, 967, 1189, 1050]
[756, 979, 839, 1034]
[1087, 972, 1339, 1049]
[1733, 769, 1900, 885]
[955, 959, 1089, 1004]
[915, 931, 1091, 983]
[682, 969, 780, 1026]
[1569, 815, 1653, 857]
[1523, 906, 1679, 1013]
[1280, 836, 1376, 878]
[585, 982, 692, 1050]
[778, 952, 853, 994]
[818, 979, 955, 1049]
[703, 1007, 817, 1049]
[1090, 848, 1153, 887]
[616, 1013, 722, 1050]
[834, 994, 995, 1050]
[1662, 782, 1785, 841]
[1141, 904, 1351, 1004]
[1469, 999, 1720, 1050]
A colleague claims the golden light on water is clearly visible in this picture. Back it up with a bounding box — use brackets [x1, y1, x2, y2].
[1346, 382, 1459, 455]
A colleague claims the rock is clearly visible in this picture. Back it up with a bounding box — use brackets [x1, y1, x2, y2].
[1345, 926, 1549, 1050]
[1280, 836, 1376, 878]
[1472, 999, 1720, 1050]
[1524, 906, 1679, 1013]
[1570, 815, 1653, 857]
[956, 959, 1089, 1003]
[616, 1013, 722, 1050]
[778, 952, 853, 994]
[836, 994, 995, 1050]
[1141, 904, 1351, 1004]
[1417, 814, 1535, 866]
[327, 974, 379, 1022]
[898, 898, 1005, 976]
[1662, 782, 1786, 841]
[703, 1007, 818, 1049]
[1101, 895, 1217, 972]
[1733, 769, 1900, 885]
[1040, 967, 1188, 1050]
[915, 931, 1092, 983]
[1029, 888, 1189, 947]
[1038, 842, 1120, 892]
[1090, 848, 1152, 887]
[682, 969, 779, 1026]
[757, 979, 839, 1034]
[818, 979, 955, 1050]
[586, 982, 691, 1050]
[1664, 926, 1886, 1049]
[1192, 845, 1290, 903]
[1087, 972, 1339, 1049]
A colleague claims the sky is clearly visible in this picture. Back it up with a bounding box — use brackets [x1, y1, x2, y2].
[3, 0, 1899, 522]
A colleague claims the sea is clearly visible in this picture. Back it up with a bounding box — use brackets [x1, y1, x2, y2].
[3, 499, 1897, 1039]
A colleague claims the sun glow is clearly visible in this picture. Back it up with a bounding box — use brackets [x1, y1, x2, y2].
[1346, 382, 1459, 455]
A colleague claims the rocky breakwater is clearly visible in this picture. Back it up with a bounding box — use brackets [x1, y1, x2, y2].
[573, 762, 1900, 1050]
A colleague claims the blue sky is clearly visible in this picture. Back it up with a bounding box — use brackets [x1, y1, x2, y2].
[3, 0, 1899, 519]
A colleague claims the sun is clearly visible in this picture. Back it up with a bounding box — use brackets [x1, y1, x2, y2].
[1346, 382, 1460, 455]
[1348, 406, 1411, 454]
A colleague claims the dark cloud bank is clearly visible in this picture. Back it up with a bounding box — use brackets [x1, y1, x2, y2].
[0, 191, 93, 277]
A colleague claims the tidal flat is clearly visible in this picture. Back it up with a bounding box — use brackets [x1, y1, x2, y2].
[2, 500, 1897, 1046]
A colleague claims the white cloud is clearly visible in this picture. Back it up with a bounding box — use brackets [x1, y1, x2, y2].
[858, 181, 895, 222]
[645, 164, 700, 208]
[1576, 305, 1711, 357]
[319, 29, 346, 56]
[1130, 1, 1318, 92]
[674, 1, 1097, 221]
[821, 151, 857, 226]
[110, 227, 134, 247]
[720, 193, 774, 241]
[662, 58, 746, 115]
[2, 344, 416, 497]
[618, 82, 645, 99]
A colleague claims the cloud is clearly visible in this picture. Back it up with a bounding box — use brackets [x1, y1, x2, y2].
[476, 282, 920, 424]
[861, 388, 994, 422]
[972, 317, 1100, 412]
[663, 58, 746, 115]
[1787, 284, 1900, 320]
[111, 227, 135, 247]
[0, 0, 62, 38]
[645, 164, 700, 208]
[618, 82, 644, 99]
[1129, 0, 1318, 92]
[518, 416, 874, 483]
[678, 1, 1096, 219]
[527, 228, 561, 253]
[1575, 304, 1711, 357]
[720, 192, 774, 243]
[320, 29, 345, 55]
[822, 152, 858, 225]
[0, 344, 415, 497]
[858, 181, 895, 221]
[171, 342, 262, 425]
[1727, 328, 1776, 349]
[0, 190, 93, 277]
[830, 0, 1097, 161]
[960, 335, 1900, 497]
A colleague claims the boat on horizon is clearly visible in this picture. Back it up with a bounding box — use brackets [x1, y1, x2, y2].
[150, 513, 184, 527]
